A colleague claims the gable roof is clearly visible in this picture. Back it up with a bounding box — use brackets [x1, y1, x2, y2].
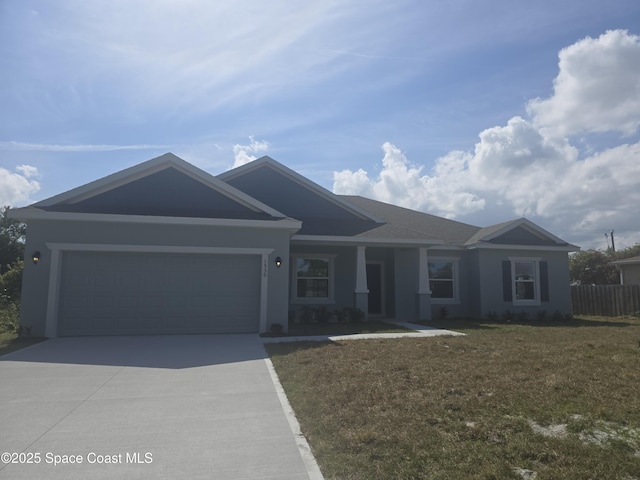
[219, 156, 384, 223]
[10, 152, 578, 249]
[462, 219, 515, 246]
[464, 217, 578, 249]
[611, 255, 640, 266]
[30, 153, 288, 220]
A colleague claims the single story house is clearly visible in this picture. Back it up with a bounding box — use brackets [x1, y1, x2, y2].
[611, 255, 640, 285]
[11, 153, 579, 337]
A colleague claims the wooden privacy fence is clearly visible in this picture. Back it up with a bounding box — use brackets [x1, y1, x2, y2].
[571, 284, 640, 316]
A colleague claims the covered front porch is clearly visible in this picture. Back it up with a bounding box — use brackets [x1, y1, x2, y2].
[287, 237, 442, 323]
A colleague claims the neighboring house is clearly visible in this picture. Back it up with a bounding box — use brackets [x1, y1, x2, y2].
[10, 153, 579, 337]
[611, 255, 640, 285]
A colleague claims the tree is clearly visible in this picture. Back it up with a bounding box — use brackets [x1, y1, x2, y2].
[0, 260, 23, 302]
[612, 243, 640, 261]
[569, 249, 619, 285]
[0, 206, 25, 308]
[0, 206, 26, 274]
[569, 243, 640, 285]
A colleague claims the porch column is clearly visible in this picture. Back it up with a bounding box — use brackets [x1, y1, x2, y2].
[354, 245, 369, 317]
[416, 247, 432, 321]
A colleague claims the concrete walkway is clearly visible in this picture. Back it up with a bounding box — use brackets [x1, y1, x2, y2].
[0, 335, 321, 480]
[263, 322, 465, 343]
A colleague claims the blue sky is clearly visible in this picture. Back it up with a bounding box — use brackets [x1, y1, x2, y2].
[1, 1, 639, 250]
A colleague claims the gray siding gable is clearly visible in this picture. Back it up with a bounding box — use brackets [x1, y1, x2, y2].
[224, 166, 352, 219]
[42, 167, 274, 220]
[487, 226, 559, 246]
[222, 163, 383, 234]
[465, 218, 576, 249]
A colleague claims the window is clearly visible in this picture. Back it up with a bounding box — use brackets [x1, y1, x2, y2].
[292, 256, 334, 302]
[510, 258, 540, 305]
[514, 261, 535, 300]
[428, 258, 458, 303]
[503, 258, 549, 305]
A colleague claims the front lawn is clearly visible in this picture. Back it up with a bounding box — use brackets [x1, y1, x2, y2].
[266, 316, 640, 479]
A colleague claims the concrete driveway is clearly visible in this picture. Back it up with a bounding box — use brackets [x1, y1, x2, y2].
[0, 335, 320, 480]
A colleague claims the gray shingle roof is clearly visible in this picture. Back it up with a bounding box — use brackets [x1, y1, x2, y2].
[611, 255, 640, 265]
[339, 195, 482, 245]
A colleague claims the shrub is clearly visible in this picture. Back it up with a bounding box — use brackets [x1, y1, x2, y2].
[315, 306, 333, 323]
[0, 260, 23, 303]
[299, 306, 315, 324]
[270, 323, 284, 334]
[439, 306, 449, 319]
[517, 311, 529, 322]
[334, 307, 365, 323]
[501, 310, 514, 323]
[486, 311, 498, 322]
[347, 307, 365, 323]
[17, 325, 32, 336]
[0, 298, 20, 333]
[334, 308, 347, 323]
[296, 306, 366, 324]
[536, 310, 548, 322]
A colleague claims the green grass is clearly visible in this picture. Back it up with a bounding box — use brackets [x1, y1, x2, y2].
[266, 316, 640, 479]
[0, 331, 47, 357]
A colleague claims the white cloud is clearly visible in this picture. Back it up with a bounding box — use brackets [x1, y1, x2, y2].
[528, 30, 640, 137]
[334, 121, 575, 220]
[465, 117, 577, 217]
[335, 134, 640, 249]
[333, 168, 373, 196]
[15, 165, 39, 178]
[0, 141, 171, 152]
[538, 142, 640, 225]
[0, 166, 40, 206]
[334, 142, 485, 219]
[333, 31, 640, 249]
[232, 137, 269, 168]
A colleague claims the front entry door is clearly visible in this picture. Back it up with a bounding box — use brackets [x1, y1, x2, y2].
[366, 262, 383, 315]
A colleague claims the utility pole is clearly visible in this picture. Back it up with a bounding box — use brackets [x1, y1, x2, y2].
[610, 229, 615, 253]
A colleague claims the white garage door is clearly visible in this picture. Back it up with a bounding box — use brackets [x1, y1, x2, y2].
[58, 251, 261, 336]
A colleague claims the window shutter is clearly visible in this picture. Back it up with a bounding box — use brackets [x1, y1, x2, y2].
[502, 261, 512, 301]
[540, 261, 549, 302]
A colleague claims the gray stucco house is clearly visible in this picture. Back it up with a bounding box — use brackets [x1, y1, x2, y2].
[611, 255, 640, 285]
[11, 153, 579, 337]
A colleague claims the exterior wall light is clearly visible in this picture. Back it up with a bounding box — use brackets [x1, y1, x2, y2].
[32, 251, 41, 265]
[275, 256, 282, 268]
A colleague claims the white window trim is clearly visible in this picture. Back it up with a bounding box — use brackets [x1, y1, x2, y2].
[428, 257, 460, 304]
[509, 256, 541, 306]
[291, 254, 336, 304]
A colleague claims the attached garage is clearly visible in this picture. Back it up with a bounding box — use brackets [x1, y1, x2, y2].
[57, 251, 261, 336]
[10, 154, 301, 337]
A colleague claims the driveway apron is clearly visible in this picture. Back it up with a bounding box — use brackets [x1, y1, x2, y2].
[0, 335, 314, 480]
